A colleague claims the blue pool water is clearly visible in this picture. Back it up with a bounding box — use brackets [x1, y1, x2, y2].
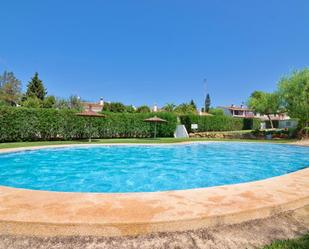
[0, 142, 308, 193]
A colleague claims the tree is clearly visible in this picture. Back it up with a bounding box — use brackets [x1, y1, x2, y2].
[26, 72, 47, 100]
[102, 102, 111, 112]
[247, 91, 280, 129]
[205, 94, 211, 112]
[174, 103, 197, 114]
[136, 105, 151, 113]
[103, 102, 136, 113]
[42, 95, 56, 108]
[102, 102, 126, 112]
[278, 69, 309, 129]
[54, 95, 83, 110]
[189, 99, 197, 111]
[162, 103, 176, 112]
[68, 95, 83, 110]
[0, 71, 22, 106]
[125, 105, 136, 113]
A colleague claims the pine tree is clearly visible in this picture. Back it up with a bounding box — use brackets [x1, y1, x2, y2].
[205, 94, 211, 112]
[26, 72, 47, 100]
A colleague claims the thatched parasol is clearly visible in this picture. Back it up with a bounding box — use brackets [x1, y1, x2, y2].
[144, 116, 167, 138]
[76, 105, 105, 142]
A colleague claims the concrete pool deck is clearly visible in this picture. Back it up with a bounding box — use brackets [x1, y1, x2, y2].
[0, 142, 308, 238]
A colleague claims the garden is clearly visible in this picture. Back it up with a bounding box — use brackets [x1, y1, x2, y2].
[0, 69, 308, 143]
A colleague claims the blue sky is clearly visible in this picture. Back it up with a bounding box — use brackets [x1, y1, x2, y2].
[1, 0, 308, 108]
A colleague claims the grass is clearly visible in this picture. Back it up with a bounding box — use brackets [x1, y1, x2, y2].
[0, 137, 297, 149]
[262, 234, 309, 249]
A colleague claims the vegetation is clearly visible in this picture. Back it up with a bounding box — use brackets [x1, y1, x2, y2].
[252, 128, 297, 139]
[261, 234, 309, 249]
[205, 93, 211, 112]
[54, 95, 83, 110]
[209, 108, 224, 116]
[180, 115, 260, 133]
[248, 91, 281, 129]
[248, 68, 309, 133]
[162, 103, 176, 112]
[0, 71, 84, 111]
[21, 96, 43, 108]
[189, 99, 197, 110]
[136, 105, 151, 113]
[102, 102, 137, 113]
[0, 71, 22, 106]
[25, 72, 47, 100]
[42, 95, 56, 108]
[0, 107, 177, 142]
[278, 69, 309, 129]
[0, 68, 307, 141]
[103, 102, 127, 113]
[174, 102, 197, 114]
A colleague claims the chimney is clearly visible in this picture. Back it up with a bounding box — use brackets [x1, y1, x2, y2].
[153, 104, 158, 112]
[99, 97, 104, 106]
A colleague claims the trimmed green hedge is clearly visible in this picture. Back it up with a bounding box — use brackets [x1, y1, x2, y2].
[0, 107, 177, 142]
[180, 115, 261, 133]
[0, 107, 261, 142]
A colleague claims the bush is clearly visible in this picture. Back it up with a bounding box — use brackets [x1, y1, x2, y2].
[209, 108, 224, 116]
[252, 128, 297, 139]
[243, 118, 261, 130]
[0, 107, 177, 142]
[180, 115, 260, 133]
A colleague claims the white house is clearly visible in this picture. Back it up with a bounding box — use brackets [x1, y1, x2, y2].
[219, 104, 298, 129]
[218, 105, 255, 118]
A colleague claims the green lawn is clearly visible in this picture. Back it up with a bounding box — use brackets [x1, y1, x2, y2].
[262, 234, 309, 249]
[0, 137, 296, 149]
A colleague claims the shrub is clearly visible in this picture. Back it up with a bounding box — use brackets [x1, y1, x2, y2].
[252, 128, 297, 139]
[136, 105, 151, 113]
[243, 118, 261, 130]
[180, 115, 260, 133]
[209, 108, 224, 116]
[0, 107, 177, 142]
[21, 97, 42, 108]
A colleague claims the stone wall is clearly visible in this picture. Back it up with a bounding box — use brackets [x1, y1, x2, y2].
[189, 132, 257, 139]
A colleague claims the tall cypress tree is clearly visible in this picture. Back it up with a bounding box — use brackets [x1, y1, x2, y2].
[190, 99, 197, 111]
[205, 94, 211, 112]
[26, 72, 47, 100]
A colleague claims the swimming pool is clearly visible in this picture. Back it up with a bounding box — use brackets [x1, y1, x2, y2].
[0, 142, 308, 193]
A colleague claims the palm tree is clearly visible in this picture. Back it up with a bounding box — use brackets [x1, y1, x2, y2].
[162, 103, 176, 112]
